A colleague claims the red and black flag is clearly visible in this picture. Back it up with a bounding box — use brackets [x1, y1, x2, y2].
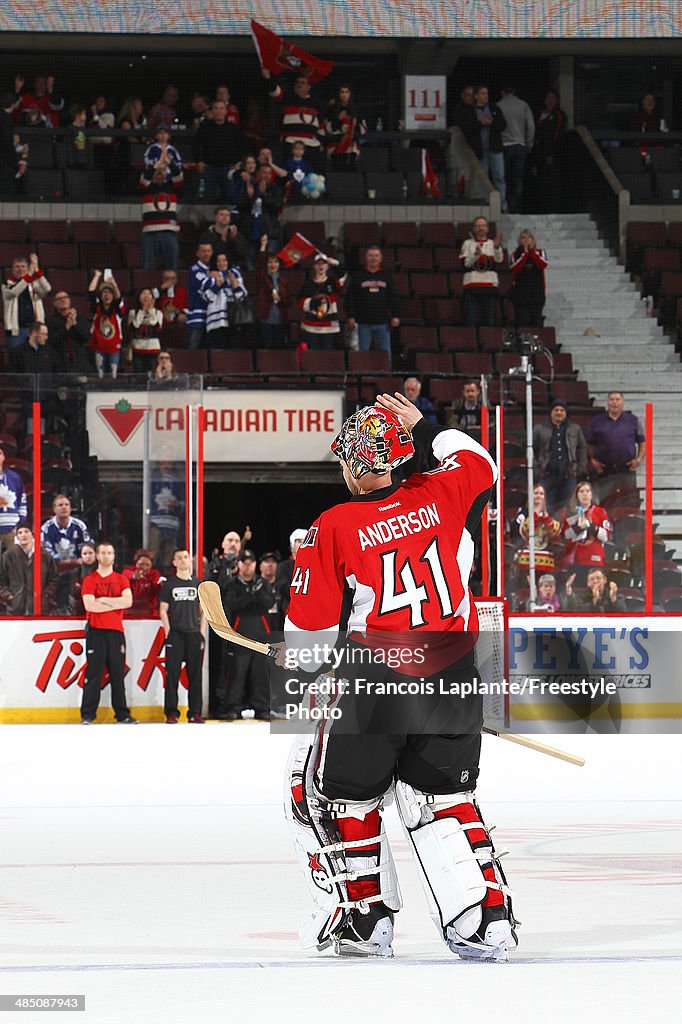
[251, 20, 333, 84]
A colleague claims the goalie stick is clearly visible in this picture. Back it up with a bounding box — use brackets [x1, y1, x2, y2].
[197, 581, 585, 766]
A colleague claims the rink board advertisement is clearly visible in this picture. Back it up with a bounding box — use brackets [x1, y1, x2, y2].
[1, 615, 681, 725]
[508, 615, 682, 730]
[0, 619, 190, 723]
[85, 390, 345, 462]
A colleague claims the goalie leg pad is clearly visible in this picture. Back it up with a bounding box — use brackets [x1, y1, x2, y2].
[395, 782, 517, 961]
[285, 731, 401, 954]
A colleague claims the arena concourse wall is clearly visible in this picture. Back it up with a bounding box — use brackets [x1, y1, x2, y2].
[0, 1, 677, 37]
[1, 615, 680, 726]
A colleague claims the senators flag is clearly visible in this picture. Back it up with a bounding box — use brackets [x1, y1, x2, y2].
[251, 20, 333, 84]
[421, 149, 443, 200]
[277, 233, 317, 268]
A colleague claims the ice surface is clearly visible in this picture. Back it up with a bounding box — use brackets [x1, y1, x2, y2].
[0, 726, 681, 1024]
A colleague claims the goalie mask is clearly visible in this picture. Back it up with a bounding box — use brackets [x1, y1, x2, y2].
[331, 405, 415, 480]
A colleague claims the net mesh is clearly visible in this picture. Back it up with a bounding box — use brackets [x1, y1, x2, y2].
[474, 599, 508, 730]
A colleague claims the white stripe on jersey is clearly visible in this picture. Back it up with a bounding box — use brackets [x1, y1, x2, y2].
[453, 528, 475, 630]
[345, 574, 376, 634]
[432, 428, 498, 482]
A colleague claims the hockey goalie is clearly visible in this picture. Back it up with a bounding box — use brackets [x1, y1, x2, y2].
[283, 392, 518, 961]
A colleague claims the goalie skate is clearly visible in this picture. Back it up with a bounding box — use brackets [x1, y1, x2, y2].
[447, 905, 517, 963]
[332, 901, 395, 958]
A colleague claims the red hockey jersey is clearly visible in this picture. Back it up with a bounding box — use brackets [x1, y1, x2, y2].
[285, 425, 497, 675]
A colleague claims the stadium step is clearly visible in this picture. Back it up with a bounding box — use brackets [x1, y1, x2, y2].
[500, 212, 682, 525]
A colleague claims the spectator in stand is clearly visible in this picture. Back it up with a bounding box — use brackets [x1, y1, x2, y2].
[68, 540, 97, 616]
[208, 527, 252, 587]
[326, 84, 360, 170]
[80, 540, 136, 725]
[284, 140, 313, 198]
[41, 494, 93, 615]
[193, 99, 245, 202]
[259, 551, 283, 631]
[200, 206, 249, 267]
[159, 548, 206, 724]
[263, 69, 323, 169]
[127, 288, 164, 374]
[155, 269, 188, 325]
[240, 163, 283, 262]
[123, 547, 165, 616]
[531, 90, 566, 212]
[257, 147, 288, 181]
[345, 245, 399, 364]
[149, 350, 178, 384]
[452, 85, 478, 150]
[515, 483, 562, 575]
[276, 528, 306, 617]
[403, 377, 438, 425]
[529, 573, 563, 612]
[510, 229, 548, 327]
[231, 153, 258, 209]
[561, 480, 612, 571]
[204, 252, 247, 349]
[0, 439, 27, 551]
[447, 379, 483, 431]
[497, 84, 535, 214]
[15, 74, 63, 127]
[0, 524, 57, 615]
[628, 92, 665, 134]
[149, 459, 184, 571]
[255, 235, 290, 348]
[147, 85, 179, 134]
[8, 320, 59, 375]
[244, 97, 268, 153]
[298, 253, 346, 350]
[88, 94, 115, 146]
[187, 242, 213, 350]
[0, 91, 26, 194]
[472, 85, 507, 212]
[87, 271, 125, 378]
[586, 391, 645, 506]
[65, 104, 92, 169]
[534, 399, 587, 514]
[563, 567, 626, 613]
[215, 85, 240, 125]
[3, 253, 51, 349]
[139, 124, 183, 271]
[117, 96, 144, 136]
[459, 216, 504, 328]
[47, 290, 92, 374]
[190, 92, 210, 130]
[218, 548, 276, 721]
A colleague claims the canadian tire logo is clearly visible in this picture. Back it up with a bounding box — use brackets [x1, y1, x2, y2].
[97, 398, 146, 445]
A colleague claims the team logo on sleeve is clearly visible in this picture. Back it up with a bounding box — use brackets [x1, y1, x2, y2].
[301, 527, 318, 549]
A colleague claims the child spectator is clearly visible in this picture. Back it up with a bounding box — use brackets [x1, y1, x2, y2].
[65, 104, 92, 168]
[284, 140, 313, 197]
[88, 271, 125, 378]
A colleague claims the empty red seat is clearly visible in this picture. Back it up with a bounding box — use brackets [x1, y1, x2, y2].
[396, 246, 433, 271]
[209, 350, 254, 373]
[256, 349, 300, 374]
[421, 223, 457, 247]
[383, 222, 420, 247]
[454, 352, 493, 375]
[71, 221, 111, 242]
[423, 298, 461, 325]
[411, 272, 449, 297]
[439, 326, 477, 351]
[300, 350, 346, 374]
[400, 326, 439, 352]
[414, 352, 454, 374]
[347, 350, 390, 373]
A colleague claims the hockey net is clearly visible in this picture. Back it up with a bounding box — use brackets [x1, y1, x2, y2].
[474, 599, 509, 731]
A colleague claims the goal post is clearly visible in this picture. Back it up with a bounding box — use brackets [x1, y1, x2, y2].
[474, 598, 510, 731]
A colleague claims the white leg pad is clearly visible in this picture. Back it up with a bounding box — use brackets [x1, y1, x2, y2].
[285, 731, 402, 951]
[395, 782, 489, 939]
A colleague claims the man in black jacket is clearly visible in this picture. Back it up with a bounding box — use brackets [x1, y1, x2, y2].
[473, 85, 507, 212]
[9, 321, 59, 375]
[218, 549, 276, 721]
[533, 399, 587, 514]
[0, 525, 57, 614]
[346, 247, 399, 365]
[46, 291, 91, 373]
[193, 99, 245, 202]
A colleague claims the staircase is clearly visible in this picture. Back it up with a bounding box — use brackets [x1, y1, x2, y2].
[500, 212, 682, 557]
